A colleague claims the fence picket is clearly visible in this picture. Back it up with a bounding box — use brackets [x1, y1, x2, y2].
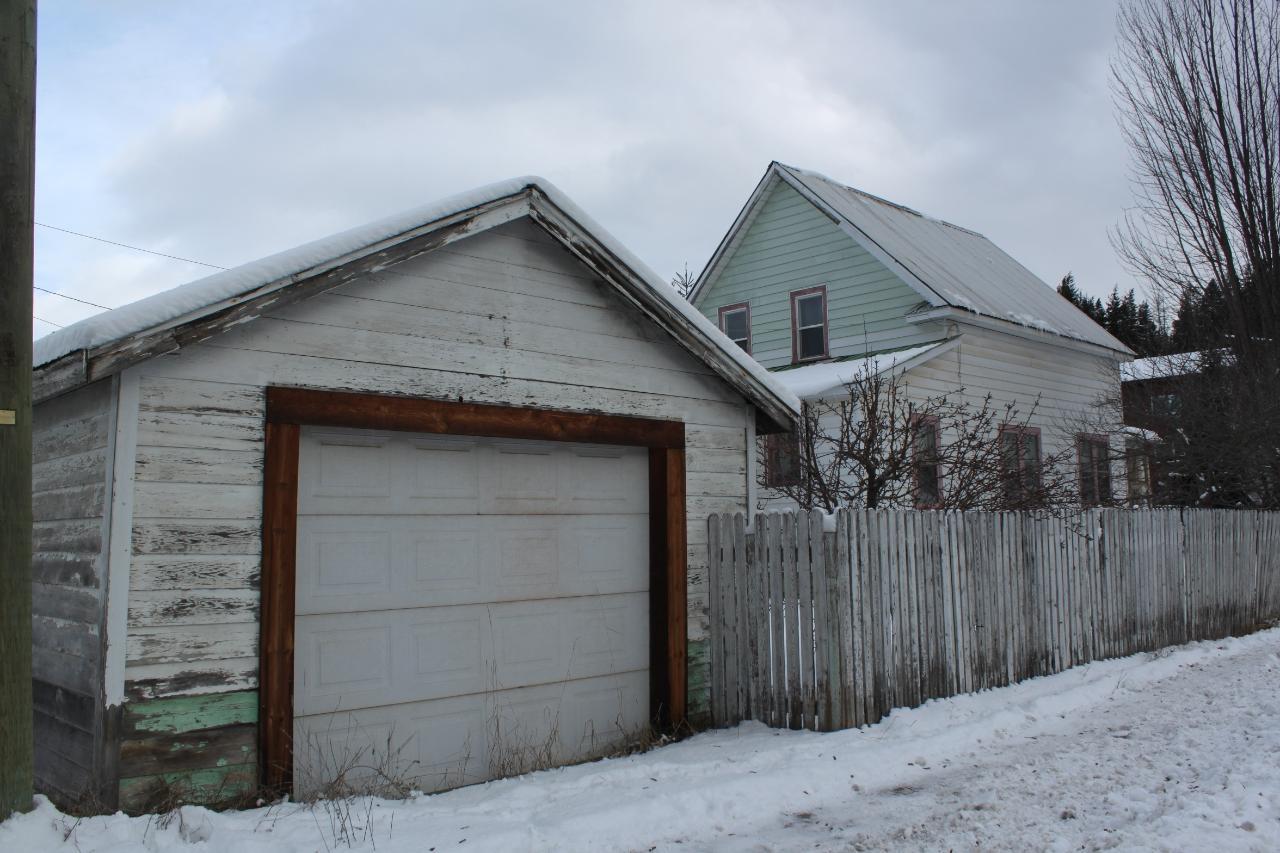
[707, 516, 722, 725]
[719, 513, 739, 723]
[766, 514, 784, 727]
[751, 514, 769, 724]
[810, 511, 831, 730]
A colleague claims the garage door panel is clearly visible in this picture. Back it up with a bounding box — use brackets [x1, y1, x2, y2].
[296, 514, 647, 614]
[299, 431, 647, 516]
[488, 592, 648, 688]
[295, 592, 648, 715]
[294, 670, 647, 797]
[310, 432, 393, 498]
[295, 692, 490, 796]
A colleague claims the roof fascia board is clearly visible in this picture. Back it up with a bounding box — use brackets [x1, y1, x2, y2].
[773, 166, 949, 309]
[33, 193, 532, 403]
[907, 305, 1133, 360]
[688, 167, 781, 305]
[526, 188, 798, 433]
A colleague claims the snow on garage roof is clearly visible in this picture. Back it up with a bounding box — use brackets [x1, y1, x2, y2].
[33, 177, 801, 424]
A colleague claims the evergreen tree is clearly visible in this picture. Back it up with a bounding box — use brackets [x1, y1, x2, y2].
[1058, 275, 1170, 356]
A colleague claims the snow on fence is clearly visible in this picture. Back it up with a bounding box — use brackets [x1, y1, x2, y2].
[706, 508, 1280, 731]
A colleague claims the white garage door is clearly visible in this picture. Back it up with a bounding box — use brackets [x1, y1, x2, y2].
[293, 426, 650, 795]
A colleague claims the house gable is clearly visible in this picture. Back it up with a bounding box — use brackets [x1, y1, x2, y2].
[694, 179, 941, 369]
[694, 163, 1133, 365]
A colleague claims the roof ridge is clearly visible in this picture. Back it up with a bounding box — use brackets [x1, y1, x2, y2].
[774, 162, 985, 238]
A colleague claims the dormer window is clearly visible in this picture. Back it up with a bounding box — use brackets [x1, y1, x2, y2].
[791, 286, 828, 362]
[718, 303, 751, 353]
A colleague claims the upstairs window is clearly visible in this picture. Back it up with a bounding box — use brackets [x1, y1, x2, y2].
[999, 425, 1042, 507]
[718, 303, 752, 353]
[790, 286, 828, 362]
[763, 431, 801, 488]
[912, 414, 942, 508]
[1076, 434, 1112, 507]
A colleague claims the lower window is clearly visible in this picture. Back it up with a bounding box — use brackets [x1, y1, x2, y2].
[764, 431, 801, 488]
[1076, 434, 1112, 507]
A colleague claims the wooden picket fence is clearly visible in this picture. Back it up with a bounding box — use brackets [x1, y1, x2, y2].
[706, 508, 1280, 731]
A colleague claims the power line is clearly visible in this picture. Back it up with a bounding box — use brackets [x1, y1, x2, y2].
[35, 221, 228, 270]
[33, 285, 112, 310]
[33, 316, 64, 328]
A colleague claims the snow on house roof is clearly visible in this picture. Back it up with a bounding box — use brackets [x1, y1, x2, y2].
[770, 341, 953, 400]
[33, 177, 801, 420]
[1120, 351, 1207, 382]
[770, 164, 1133, 356]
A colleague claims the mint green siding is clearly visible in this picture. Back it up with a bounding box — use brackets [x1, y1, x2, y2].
[697, 181, 943, 368]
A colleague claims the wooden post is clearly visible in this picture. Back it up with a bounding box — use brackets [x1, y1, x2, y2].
[0, 0, 35, 816]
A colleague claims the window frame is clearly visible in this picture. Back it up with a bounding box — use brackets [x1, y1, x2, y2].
[998, 423, 1042, 505]
[789, 285, 829, 363]
[911, 413, 943, 509]
[1075, 433, 1112, 507]
[763, 430, 802, 488]
[1124, 434, 1152, 505]
[717, 302, 752, 354]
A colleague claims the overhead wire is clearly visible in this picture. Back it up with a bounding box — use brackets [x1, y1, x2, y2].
[35, 221, 228, 270]
[33, 221, 228, 328]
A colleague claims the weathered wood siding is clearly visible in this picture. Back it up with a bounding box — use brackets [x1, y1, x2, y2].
[31, 378, 115, 805]
[694, 180, 945, 367]
[114, 217, 754, 805]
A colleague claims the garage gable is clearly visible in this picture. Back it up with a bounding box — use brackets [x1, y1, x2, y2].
[33, 178, 799, 432]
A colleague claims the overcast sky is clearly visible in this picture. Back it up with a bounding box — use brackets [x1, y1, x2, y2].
[33, 1, 1141, 338]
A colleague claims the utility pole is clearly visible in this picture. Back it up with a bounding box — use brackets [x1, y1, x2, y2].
[0, 0, 36, 817]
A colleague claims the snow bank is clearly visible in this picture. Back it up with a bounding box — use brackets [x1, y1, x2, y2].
[33, 178, 800, 418]
[6, 628, 1275, 852]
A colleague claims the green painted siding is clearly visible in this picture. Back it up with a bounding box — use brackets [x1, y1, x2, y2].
[697, 181, 942, 368]
[117, 689, 258, 812]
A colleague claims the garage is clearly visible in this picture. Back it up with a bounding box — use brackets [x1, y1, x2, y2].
[292, 426, 650, 793]
[27, 177, 799, 810]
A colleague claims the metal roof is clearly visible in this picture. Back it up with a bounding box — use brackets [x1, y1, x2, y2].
[774, 164, 1133, 355]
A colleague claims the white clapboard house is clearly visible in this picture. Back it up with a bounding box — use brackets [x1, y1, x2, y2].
[691, 162, 1135, 509]
[29, 177, 800, 810]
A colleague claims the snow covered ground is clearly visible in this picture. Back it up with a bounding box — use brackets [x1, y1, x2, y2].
[5, 628, 1278, 852]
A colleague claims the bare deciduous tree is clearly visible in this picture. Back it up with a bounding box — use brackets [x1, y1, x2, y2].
[1113, 0, 1280, 358]
[1112, 0, 1280, 508]
[759, 362, 1079, 513]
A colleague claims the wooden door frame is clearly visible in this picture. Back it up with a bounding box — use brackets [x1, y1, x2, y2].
[259, 386, 687, 792]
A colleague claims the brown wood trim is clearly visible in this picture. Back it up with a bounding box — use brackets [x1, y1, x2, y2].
[259, 421, 300, 793]
[648, 446, 688, 728]
[260, 388, 688, 793]
[664, 447, 688, 724]
[266, 387, 685, 448]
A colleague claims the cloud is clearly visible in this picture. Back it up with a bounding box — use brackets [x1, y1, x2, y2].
[33, 0, 1140, 338]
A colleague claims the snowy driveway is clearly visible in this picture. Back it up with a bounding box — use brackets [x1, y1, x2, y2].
[5, 629, 1279, 852]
